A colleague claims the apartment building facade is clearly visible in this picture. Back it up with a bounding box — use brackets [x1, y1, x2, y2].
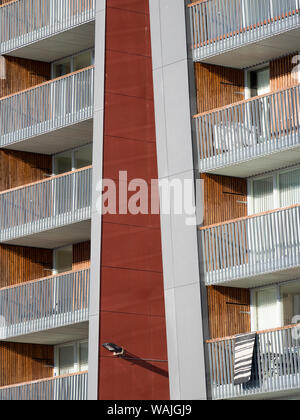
[0, 0, 300, 401]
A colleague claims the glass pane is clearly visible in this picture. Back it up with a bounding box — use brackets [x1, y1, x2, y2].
[279, 168, 300, 208]
[280, 281, 300, 327]
[58, 345, 75, 375]
[79, 341, 88, 372]
[74, 51, 92, 72]
[53, 150, 72, 175]
[74, 144, 93, 169]
[255, 287, 278, 331]
[54, 245, 73, 274]
[53, 58, 71, 78]
[252, 177, 274, 214]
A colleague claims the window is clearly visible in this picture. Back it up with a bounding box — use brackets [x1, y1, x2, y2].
[249, 66, 270, 98]
[55, 340, 88, 376]
[251, 279, 300, 332]
[53, 143, 93, 176]
[253, 286, 279, 331]
[52, 49, 94, 79]
[280, 282, 300, 327]
[53, 245, 73, 274]
[249, 165, 300, 214]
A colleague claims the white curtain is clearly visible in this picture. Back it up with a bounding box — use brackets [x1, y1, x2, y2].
[255, 287, 279, 331]
[279, 168, 300, 207]
[252, 176, 274, 214]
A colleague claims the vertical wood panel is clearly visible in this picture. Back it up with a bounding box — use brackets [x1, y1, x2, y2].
[0, 55, 51, 99]
[0, 342, 54, 387]
[270, 54, 295, 91]
[0, 245, 53, 288]
[201, 173, 247, 227]
[0, 150, 52, 192]
[72, 241, 91, 270]
[207, 286, 251, 340]
[195, 62, 245, 114]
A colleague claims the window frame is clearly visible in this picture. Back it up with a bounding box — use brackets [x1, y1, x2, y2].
[54, 339, 88, 377]
[51, 48, 95, 79]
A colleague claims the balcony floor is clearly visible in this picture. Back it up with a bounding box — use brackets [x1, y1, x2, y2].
[3, 118, 93, 155]
[5, 21, 95, 62]
[195, 25, 300, 69]
[2, 321, 89, 345]
[2, 219, 91, 249]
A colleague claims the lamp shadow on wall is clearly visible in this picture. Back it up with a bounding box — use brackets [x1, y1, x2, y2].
[121, 351, 169, 378]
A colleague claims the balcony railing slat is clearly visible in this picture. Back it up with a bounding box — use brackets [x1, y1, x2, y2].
[0, 0, 95, 55]
[0, 166, 92, 242]
[0, 268, 90, 339]
[189, 0, 300, 61]
[201, 204, 300, 285]
[0, 66, 94, 148]
[195, 84, 300, 173]
[207, 324, 300, 399]
[0, 372, 88, 401]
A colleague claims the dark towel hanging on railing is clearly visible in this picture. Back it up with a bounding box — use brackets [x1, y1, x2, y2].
[234, 333, 257, 386]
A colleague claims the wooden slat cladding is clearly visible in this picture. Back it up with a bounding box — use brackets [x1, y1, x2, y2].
[0, 342, 53, 387]
[201, 174, 249, 339]
[201, 173, 247, 227]
[195, 63, 245, 114]
[72, 241, 91, 270]
[0, 245, 53, 288]
[270, 54, 296, 91]
[207, 286, 251, 339]
[0, 150, 52, 192]
[0, 56, 51, 99]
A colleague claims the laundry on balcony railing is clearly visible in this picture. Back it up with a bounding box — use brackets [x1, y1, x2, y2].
[207, 324, 300, 399]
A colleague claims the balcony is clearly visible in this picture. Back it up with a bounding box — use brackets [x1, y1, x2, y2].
[0, 66, 94, 155]
[195, 84, 300, 178]
[207, 324, 300, 400]
[189, 0, 300, 68]
[0, 372, 88, 400]
[0, 0, 95, 61]
[0, 268, 89, 345]
[0, 166, 92, 249]
[200, 205, 300, 288]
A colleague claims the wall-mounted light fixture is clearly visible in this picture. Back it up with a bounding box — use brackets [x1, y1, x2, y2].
[102, 343, 125, 356]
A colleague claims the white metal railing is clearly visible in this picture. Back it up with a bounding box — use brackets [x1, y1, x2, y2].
[201, 205, 300, 285]
[207, 324, 300, 400]
[0, 0, 95, 55]
[0, 268, 90, 339]
[0, 372, 88, 400]
[0, 166, 92, 242]
[195, 84, 300, 173]
[0, 66, 94, 148]
[189, 0, 300, 61]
